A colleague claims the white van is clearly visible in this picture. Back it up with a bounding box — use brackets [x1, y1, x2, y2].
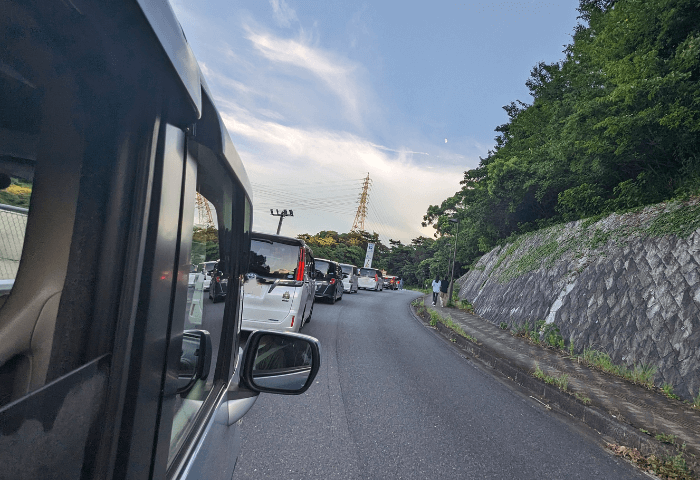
[358, 267, 384, 291]
[340, 263, 359, 293]
[242, 233, 315, 332]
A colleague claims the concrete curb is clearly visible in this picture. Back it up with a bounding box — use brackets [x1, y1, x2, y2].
[408, 299, 697, 474]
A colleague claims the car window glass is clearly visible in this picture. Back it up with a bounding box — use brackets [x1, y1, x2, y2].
[168, 165, 234, 465]
[0, 163, 33, 299]
[340, 265, 352, 275]
[315, 260, 330, 275]
[249, 240, 298, 279]
[359, 268, 376, 277]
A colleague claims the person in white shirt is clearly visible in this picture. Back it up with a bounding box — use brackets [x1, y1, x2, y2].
[431, 277, 441, 306]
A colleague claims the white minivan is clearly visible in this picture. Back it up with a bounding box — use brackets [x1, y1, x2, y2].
[358, 267, 384, 291]
[242, 233, 315, 332]
[340, 263, 359, 293]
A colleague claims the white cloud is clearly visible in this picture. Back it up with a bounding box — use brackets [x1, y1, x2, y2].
[244, 27, 362, 124]
[217, 101, 465, 243]
[269, 0, 298, 28]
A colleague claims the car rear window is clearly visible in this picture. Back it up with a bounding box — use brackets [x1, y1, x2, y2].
[315, 260, 330, 275]
[249, 240, 300, 279]
[359, 268, 377, 277]
[340, 265, 353, 275]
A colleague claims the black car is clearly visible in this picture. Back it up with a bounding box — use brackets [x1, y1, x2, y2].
[314, 259, 344, 304]
[208, 260, 228, 303]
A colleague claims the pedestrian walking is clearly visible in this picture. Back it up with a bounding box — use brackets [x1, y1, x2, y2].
[439, 276, 449, 306]
[431, 277, 441, 305]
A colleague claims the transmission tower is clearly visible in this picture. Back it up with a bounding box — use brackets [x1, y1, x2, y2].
[196, 192, 215, 228]
[351, 173, 372, 232]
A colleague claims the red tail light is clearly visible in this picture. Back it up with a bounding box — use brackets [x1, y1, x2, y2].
[296, 247, 305, 281]
[216, 276, 220, 282]
[291, 316, 295, 327]
[329, 278, 336, 285]
[374, 274, 378, 281]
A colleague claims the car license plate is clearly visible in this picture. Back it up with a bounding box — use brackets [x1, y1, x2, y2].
[221, 279, 228, 285]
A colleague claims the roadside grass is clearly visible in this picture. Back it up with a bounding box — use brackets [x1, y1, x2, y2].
[533, 364, 569, 391]
[509, 319, 662, 397]
[662, 383, 681, 401]
[428, 310, 479, 344]
[581, 348, 656, 388]
[606, 444, 694, 480]
[406, 286, 430, 295]
[511, 320, 565, 349]
[694, 389, 700, 410]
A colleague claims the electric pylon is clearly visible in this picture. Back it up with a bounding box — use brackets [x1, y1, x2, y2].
[351, 173, 371, 232]
[195, 192, 215, 228]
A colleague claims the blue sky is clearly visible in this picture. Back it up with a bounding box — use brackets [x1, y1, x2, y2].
[172, 0, 580, 243]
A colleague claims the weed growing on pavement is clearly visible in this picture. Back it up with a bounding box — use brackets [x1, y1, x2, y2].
[457, 299, 475, 313]
[661, 383, 681, 400]
[574, 393, 591, 405]
[428, 310, 479, 344]
[606, 444, 693, 480]
[693, 389, 700, 409]
[499, 322, 508, 330]
[532, 364, 569, 391]
[540, 323, 565, 349]
[655, 433, 678, 445]
[511, 323, 530, 337]
[580, 348, 656, 388]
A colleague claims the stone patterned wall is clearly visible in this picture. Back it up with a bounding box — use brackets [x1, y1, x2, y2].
[457, 201, 700, 401]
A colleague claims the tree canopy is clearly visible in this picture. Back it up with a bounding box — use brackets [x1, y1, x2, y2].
[424, 0, 700, 268]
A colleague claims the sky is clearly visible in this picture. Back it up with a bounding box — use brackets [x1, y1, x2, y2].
[172, 0, 581, 243]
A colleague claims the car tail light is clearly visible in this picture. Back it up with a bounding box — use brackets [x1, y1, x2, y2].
[329, 278, 336, 285]
[291, 316, 295, 327]
[296, 247, 305, 281]
[216, 276, 220, 282]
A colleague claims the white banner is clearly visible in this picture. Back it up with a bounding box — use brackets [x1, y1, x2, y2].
[363, 243, 375, 268]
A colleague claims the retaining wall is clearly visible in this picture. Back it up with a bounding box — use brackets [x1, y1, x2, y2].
[457, 200, 700, 401]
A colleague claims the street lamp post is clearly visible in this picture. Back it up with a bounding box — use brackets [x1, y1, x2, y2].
[447, 218, 459, 305]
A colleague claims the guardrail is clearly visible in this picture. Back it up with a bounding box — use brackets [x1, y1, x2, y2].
[0, 203, 28, 280]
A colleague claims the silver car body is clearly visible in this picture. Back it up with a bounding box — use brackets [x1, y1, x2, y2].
[242, 234, 315, 333]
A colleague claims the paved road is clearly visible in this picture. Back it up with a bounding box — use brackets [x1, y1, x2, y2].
[233, 289, 646, 479]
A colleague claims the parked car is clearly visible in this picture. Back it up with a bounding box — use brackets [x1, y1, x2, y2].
[340, 263, 359, 293]
[242, 233, 315, 332]
[208, 260, 228, 303]
[383, 275, 398, 290]
[0, 1, 321, 478]
[358, 267, 384, 291]
[315, 259, 344, 303]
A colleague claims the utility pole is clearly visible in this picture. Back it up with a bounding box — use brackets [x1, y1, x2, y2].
[447, 217, 460, 305]
[270, 209, 293, 235]
[351, 173, 371, 233]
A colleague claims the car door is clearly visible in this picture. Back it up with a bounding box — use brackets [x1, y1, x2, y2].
[163, 133, 253, 479]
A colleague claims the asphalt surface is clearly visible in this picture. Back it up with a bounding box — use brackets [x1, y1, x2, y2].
[233, 289, 647, 479]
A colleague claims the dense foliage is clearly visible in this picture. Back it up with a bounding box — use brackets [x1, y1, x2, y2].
[423, 0, 700, 268]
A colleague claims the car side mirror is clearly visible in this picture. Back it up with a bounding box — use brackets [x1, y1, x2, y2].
[241, 331, 321, 395]
[342, 273, 348, 278]
[177, 329, 212, 394]
[315, 271, 324, 279]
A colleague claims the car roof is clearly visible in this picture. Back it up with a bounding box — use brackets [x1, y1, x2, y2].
[251, 231, 308, 248]
[135, 0, 252, 201]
